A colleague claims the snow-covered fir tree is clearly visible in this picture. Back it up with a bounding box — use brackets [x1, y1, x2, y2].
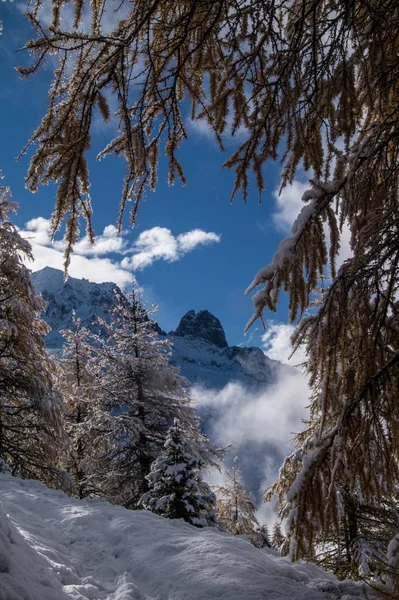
[57, 313, 106, 498]
[140, 419, 218, 527]
[0, 179, 63, 484]
[92, 288, 205, 506]
[252, 524, 272, 549]
[272, 524, 288, 555]
[215, 458, 259, 536]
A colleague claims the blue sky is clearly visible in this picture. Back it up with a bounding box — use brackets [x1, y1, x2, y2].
[0, 1, 309, 352]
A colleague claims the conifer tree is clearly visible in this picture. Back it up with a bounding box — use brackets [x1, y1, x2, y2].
[271, 524, 287, 554]
[252, 524, 272, 549]
[216, 458, 258, 536]
[58, 313, 105, 498]
[0, 178, 63, 484]
[91, 288, 206, 506]
[140, 419, 218, 527]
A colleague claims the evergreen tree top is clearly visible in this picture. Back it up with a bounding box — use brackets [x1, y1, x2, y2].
[141, 419, 218, 528]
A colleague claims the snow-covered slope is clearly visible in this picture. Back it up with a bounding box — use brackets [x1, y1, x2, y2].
[32, 267, 120, 348]
[167, 333, 281, 390]
[0, 473, 370, 600]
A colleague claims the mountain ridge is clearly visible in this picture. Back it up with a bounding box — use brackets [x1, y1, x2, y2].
[32, 267, 121, 348]
[31, 267, 281, 389]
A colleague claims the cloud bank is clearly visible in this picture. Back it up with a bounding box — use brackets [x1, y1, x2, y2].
[262, 322, 307, 367]
[194, 364, 310, 526]
[196, 310, 312, 526]
[19, 218, 221, 287]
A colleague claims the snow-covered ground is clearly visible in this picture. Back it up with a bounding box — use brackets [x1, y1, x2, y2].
[0, 474, 370, 600]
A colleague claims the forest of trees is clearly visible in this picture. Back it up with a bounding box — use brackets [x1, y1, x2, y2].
[1, 0, 399, 597]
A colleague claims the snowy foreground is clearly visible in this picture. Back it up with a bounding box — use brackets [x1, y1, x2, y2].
[0, 474, 371, 600]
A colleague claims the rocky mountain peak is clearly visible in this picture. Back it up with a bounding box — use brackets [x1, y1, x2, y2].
[173, 309, 228, 348]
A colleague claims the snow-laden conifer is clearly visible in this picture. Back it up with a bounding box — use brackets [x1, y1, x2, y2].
[216, 458, 258, 536]
[253, 524, 272, 549]
[0, 178, 63, 484]
[58, 313, 106, 498]
[92, 288, 210, 506]
[271, 524, 287, 555]
[140, 419, 217, 527]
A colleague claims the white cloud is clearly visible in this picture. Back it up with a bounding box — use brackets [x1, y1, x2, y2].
[186, 118, 215, 140]
[194, 366, 311, 526]
[272, 179, 310, 233]
[69, 225, 127, 257]
[272, 176, 353, 267]
[24, 217, 52, 245]
[186, 117, 249, 145]
[336, 220, 352, 265]
[125, 226, 221, 271]
[194, 374, 308, 448]
[177, 229, 220, 252]
[20, 218, 220, 284]
[18, 0, 130, 33]
[262, 322, 307, 367]
[21, 220, 135, 288]
[126, 227, 178, 270]
[24, 219, 127, 257]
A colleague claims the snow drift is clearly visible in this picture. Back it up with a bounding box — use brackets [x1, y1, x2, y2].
[0, 473, 371, 600]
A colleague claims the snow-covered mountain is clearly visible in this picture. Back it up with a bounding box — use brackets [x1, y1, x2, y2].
[31, 268, 306, 507]
[32, 267, 121, 348]
[31, 267, 281, 389]
[169, 312, 282, 390]
[0, 473, 370, 600]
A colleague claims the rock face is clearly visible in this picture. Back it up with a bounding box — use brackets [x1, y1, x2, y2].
[173, 310, 228, 348]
